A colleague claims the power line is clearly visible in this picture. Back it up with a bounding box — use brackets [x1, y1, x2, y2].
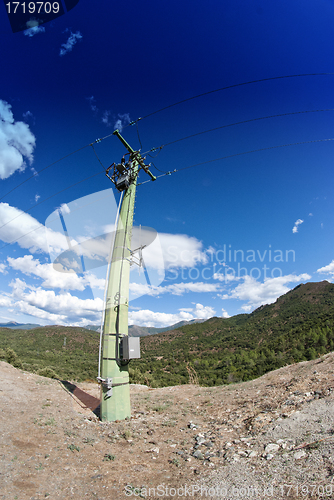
[90, 144, 107, 171]
[150, 161, 169, 174]
[137, 137, 334, 185]
[2, 136, 333, 248]
[0, 143, 110, 235]
[2, 73, 332, 202]
[0, 143, 91, 203]
[129, 73, 334, 125]
[1, 109, 332, 230]
[136, 121, 143, 150]
[152, 109, 334, 151]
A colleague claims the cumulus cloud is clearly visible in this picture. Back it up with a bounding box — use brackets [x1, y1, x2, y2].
[192, 303, 216, 319]
[128, 302, 216, 328]
[0, 202, 74, 254]
[221, 308, 230, 318]
[154, 233, 208, 269]
[9, 278, 103, 325]
[58, 203, 70, 215]
[0, 293, 13, 308]
[8, 255, 82, 290]
[24, 26, 45, 37]
[221, 273, 311, 311]
[292, 219, 304, 233]
[7, 255, 106, 293]
[0, 100, 36, 179]
[0, 262, 7, 274]
[317, 260, 334, 277]
[59, 31, 82, 57]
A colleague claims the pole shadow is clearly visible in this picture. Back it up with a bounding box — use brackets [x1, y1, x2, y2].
[60, 380, 100, 419]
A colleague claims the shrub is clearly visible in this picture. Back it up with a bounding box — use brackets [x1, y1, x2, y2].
[36, 367, 59, 379]
[5, 348, 23, 369]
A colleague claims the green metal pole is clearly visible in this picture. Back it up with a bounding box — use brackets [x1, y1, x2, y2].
[100, 130, 138, 422]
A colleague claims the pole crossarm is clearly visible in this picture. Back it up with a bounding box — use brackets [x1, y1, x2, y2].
[113, 129, 157, 181]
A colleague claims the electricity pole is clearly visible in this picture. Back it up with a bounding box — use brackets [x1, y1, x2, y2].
[99, 129, 156, 422]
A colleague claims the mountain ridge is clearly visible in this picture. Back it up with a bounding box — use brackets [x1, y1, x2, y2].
[1, 281, 334, 387]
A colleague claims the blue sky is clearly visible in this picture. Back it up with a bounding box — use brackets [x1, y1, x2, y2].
[0, 0, 333, 327]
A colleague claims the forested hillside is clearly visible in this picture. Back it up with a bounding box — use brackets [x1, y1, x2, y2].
[130, 281, 334, 387]
[1, 281, 334, 387]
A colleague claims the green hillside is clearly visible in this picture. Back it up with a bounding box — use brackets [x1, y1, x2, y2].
[130, 281, 334, 387]
[1, 281, 334, 386]
[0, 326, 99, 381]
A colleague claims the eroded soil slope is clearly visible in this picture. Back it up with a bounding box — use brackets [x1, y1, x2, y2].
[1, 353, 334, 499]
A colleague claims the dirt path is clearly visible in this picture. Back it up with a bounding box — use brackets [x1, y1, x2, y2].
[1, 353, 334, 499]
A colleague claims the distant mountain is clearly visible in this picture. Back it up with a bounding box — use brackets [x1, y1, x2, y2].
[0, 321, 41, 330]
[83, 325, 101, 332]
[83, 319, 206, 336]
[128, 319, 206, 337]
[0, 319, 205, 335]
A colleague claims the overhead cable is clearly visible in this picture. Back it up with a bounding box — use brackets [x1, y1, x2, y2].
[2, 73, 333, 202]
[148, 109, 334, 153]
[137, 137, 334, 185]
[128, 73, 334, 126]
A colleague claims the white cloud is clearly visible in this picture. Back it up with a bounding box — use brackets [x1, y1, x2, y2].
[102, 110, 112, 127]
[292, 219, 304, 233]
[114, 113, 131, 132]
[11, 298, 66, 323]
[0, 294, 13, 308]
[0, 262, 7, 274]
[59, 31, 82, 57]
[0, 202, 74, 254]
[24, 26, 45, 37]
[221, 308, 230, 318]
[128, 302, 216, 328]
[317, 260, 334, 276]
[193, 303, 216, 319]
[8, 255, 83, 290]
[221, 273, 311, 311]
[8, 255, 106, 292]
[9, 278, 103, 325]
[129, 281, 220, 298]
[0, 100, 36, 179]
[213, 263, 240, 283]
[35, 194, 40, 203]
[58, 203, 71, 215]
[129, 309, 192, 328]
[156, 233, 208, 269]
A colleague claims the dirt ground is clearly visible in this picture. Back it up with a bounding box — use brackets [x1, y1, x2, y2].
[1, 353, 334, 500]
